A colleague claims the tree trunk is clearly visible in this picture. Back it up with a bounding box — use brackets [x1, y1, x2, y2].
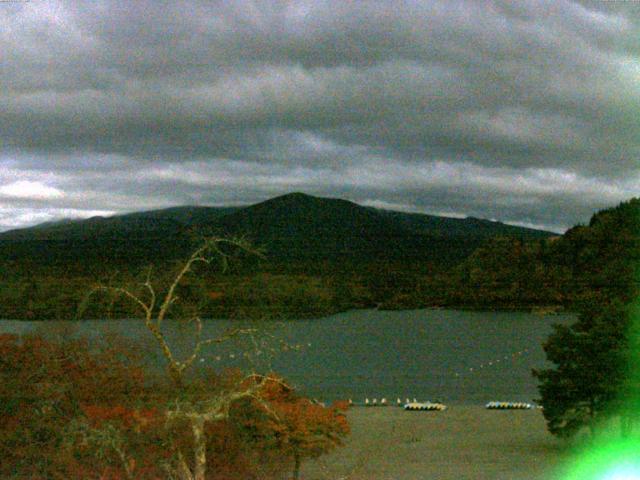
[176, 450, 195, 480]
[588, 398, 596, 440]
[192, 416, 207, 480]
[292, 453, 301, 480]
[169, 364, 185, 389]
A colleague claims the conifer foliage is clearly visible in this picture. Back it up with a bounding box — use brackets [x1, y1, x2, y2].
[534, 198, 640, 439]
[533, 301, 630, 438]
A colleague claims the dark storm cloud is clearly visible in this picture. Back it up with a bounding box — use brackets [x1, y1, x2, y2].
[1, 0, 639, 232]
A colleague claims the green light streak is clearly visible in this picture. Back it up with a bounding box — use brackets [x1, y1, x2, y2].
[562, 437, 640, 480]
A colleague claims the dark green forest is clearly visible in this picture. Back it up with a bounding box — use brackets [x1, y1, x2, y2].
[531, 199, 640, 439]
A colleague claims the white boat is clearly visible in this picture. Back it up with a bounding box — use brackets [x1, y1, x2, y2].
[485, 401, 532, 410]
[404, 401, 447, 411]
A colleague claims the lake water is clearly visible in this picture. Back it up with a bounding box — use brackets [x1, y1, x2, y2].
[0, 309, 574, 405]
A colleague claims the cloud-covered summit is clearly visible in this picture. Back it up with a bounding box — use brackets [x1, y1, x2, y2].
[1, 0, 639, 232]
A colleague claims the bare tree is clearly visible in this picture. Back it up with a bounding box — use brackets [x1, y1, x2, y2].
[88, 237, 282, 480]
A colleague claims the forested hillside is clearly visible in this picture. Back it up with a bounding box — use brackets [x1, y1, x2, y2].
[4, 194, 635, 320]
[0, 193, 556, 319]
[444, 198, 640, 309]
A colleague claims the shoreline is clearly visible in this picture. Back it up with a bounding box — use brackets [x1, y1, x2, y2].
[3, 304, 569, 322]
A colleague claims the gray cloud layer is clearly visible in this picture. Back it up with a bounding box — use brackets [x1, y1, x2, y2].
[1, 0, 639, 232]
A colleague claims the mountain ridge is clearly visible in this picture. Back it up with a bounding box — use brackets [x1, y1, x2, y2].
[0, 192, 555, 272]
[0, 192, 555, 238]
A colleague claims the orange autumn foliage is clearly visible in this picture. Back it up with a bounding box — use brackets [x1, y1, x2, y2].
[268, 398, 350, 456]
[0, 334, 349, 480]
[81, 404, 161, 432]
[0, 333, 156, 479]
[233, 375, 350, 478]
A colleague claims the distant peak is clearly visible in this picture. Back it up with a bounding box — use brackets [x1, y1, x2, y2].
[260, 192, 325, 205]
[274, 192, 316, 200]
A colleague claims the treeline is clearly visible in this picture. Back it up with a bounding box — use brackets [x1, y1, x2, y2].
[0, 252, 569, 320]
[0, 257, 441, 320]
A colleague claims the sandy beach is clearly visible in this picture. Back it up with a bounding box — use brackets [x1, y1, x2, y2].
[304, 405, 570, 480]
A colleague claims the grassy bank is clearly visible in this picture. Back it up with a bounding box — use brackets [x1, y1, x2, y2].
[304, 406, 571, 480]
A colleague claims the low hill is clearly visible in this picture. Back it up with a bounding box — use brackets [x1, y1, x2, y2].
[446, 197, 640, 308]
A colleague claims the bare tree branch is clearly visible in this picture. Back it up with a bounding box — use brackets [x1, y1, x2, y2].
[95, 286, 152, 319]
[86, 237, 273, 480]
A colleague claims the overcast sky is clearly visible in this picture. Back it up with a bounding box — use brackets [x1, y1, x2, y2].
[1, 0, 639, 233]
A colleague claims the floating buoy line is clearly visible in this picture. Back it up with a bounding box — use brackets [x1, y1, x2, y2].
[197, 343, 539, 411]
[341, 347, 538, 411]
[453, 348, 531, 378]
[196, 341, 314, 363]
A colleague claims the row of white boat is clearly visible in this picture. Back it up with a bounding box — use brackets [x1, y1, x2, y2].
[353, 397, 432, 407]
[348, 398, 447, 410]
[347, 398, 537, 411]
[484, 401, 535, 410]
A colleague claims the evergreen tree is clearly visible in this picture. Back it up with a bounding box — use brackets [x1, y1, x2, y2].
[533, 300, 630, 438]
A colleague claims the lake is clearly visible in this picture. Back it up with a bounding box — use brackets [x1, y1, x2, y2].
[0, 309, 574, 405]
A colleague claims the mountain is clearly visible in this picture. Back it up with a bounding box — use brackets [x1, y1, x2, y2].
[211, 193, 425, 262]
[0, 193, 564, 319]
[0, 192, 555, 272]
[201, 193, 552, 266]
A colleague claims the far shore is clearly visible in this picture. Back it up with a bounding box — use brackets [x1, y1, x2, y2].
[1, 303, 570, 322]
